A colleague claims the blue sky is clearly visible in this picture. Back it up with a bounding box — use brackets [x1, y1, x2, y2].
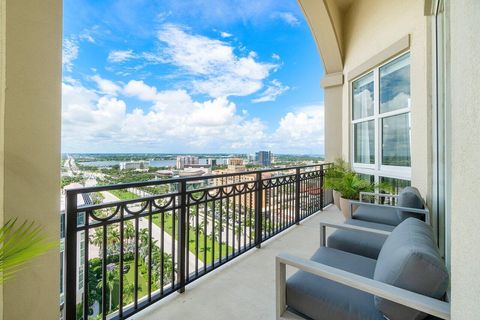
[62, 0, 325, 154]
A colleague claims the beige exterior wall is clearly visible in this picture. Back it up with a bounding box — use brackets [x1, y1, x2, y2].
[322, 84, 343, 161]
[0, 0, 6, 317]
[300, 0, 432, 199]
[342, 0, 431, 199]
[0, 0, 62, 319]
[448, 0, 480, 317]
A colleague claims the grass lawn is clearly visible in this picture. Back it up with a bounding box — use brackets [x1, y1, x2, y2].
[108, 188, 232, 265]
[152, 214, 232, 265]
[112, 260, 153, 307]
[109, 189, 138, 200]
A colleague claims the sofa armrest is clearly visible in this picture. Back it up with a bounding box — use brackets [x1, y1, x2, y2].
[319, 221, 391, 247]
[275, 253, 450, 320]
[349, 201, 431, 225]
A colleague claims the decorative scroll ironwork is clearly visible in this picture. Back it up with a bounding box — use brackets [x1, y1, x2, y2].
[64, 164, 333, 320]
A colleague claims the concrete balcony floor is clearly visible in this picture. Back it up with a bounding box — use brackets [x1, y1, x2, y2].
[133, 205, 343, 320]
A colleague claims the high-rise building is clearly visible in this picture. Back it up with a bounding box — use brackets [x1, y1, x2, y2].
[176, 155, 199, 169]
[255, 151, 272, 166]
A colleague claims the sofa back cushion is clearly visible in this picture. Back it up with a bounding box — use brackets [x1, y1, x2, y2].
[396, 186, 424, 222]
[373, 218, 449, 320]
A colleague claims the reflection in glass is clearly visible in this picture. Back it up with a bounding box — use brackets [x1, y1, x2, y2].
[382, 113, 411, 166]
[380, 53, 410, 113]
[354, 120, 375, 164]
[353, 72, 374, 120]
[380, 176, 411, 195]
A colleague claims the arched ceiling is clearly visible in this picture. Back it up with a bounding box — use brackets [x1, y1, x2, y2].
[298, 0, 353, 74]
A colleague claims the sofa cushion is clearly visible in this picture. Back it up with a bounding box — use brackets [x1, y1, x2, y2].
[373, 218, 449, 320]
[396, 186, 425, 222]
[327, 220, 393, 259]
[353, 204, 402, 226]
[286, 247, 383, 320]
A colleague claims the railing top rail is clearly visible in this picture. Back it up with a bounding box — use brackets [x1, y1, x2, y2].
[65, 162, 332, 195]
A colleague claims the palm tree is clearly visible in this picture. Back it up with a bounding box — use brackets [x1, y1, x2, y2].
[97, 267, 118, 313]
[107, 227, 120, 255]
[122, 279, 136, 305]
[124, 221, 135, 251]
[90, 228, 104, 254]
[139, 228, 149, 246]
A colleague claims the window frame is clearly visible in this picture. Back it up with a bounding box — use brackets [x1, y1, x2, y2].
[350, 52, 412, 183]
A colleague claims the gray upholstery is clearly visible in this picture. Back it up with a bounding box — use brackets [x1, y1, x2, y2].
[327, 220, 394, 259]
[286, 247, 383, 320]
[347, 218, 396, 232]
[353, 187, 426, 226]
[353, 204, 401, 226]
[396, 186, 425, 221]
[374, 218, 449, 320]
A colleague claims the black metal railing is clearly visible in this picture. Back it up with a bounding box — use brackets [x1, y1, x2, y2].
[64, 163, 333, 320]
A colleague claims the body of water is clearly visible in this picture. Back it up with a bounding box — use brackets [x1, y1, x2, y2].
[80, 158, 228, 168]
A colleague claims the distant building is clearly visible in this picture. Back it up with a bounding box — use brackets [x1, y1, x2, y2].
[184, 164, 212, 174]
[119, 160, 149, 171]
[228, 157, 244, 166]
[155, 170, 174, 178]
[176, 155, 199, 169]
[255, 151, 272, 166]
[247, 154, 255, 164]
[206, 158, 217, 166]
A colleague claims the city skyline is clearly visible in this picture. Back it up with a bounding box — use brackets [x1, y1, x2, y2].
[62, 0, 325, 154]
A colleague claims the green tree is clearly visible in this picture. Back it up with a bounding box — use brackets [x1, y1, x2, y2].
[97, 268, 118, 313]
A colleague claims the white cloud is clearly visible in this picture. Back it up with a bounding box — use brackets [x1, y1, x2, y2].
[220, 31, 232, 38]
[91, 75, 121, 96]
[252, 79, 289, 103]
[108, 50, 135, 63]
[272, 12, 300, 26]
[271, 105, 324, 152]
[62, 78, 268, 152]
[79, 33, 95, 43]
[272, 53, 281, 60]
[123, 80, 159, 101]
[63, 38, 79, 72]
[155, 24, 277, 98]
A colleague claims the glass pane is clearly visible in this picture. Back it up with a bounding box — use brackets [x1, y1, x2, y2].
[354, 120, 375, 164]
[382, 113, 411, 166]
[380, 176, 411, 205]
[380, 53, 410, 113]
[380, 176, 411, 194]
[357, 173, 374, 184]
[352, 72, 374, 120]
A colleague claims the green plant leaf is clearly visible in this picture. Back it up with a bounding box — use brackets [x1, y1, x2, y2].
[0, 219, 57, 284]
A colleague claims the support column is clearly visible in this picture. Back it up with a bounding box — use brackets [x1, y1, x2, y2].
[321, 72, 344, 162]
[1, 0, 62, 319]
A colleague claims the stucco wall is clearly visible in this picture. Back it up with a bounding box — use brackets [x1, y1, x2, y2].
[341, 0, 431, 199]
[1, 0, 62, 319]
[0, 1, 6, 317]
[449, 0, 480, 317]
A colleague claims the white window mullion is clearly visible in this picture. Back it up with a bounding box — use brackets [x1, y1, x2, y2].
[374, 68, 381, 176]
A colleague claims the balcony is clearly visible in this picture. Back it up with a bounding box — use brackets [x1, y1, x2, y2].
[64, 164, 334, 319]
[136, 205, 342, 320]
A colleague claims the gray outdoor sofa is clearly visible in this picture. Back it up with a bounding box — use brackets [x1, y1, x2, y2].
[276, 218, 450, 320]
[327, 186, 429, 259]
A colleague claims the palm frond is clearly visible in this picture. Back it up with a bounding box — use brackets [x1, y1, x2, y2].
[0, 219, 57, 284]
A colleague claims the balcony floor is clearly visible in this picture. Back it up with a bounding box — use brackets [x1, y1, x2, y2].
[132, 205, 343, 320]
